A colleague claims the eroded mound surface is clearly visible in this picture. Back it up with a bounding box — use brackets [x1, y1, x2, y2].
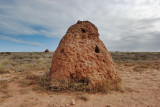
[50, 21, 118, 85]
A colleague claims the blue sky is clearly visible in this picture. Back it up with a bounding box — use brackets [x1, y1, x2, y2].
[0, 0, 160, 52]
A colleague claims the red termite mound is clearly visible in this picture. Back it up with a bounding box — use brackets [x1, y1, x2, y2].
[50, 21, 117, 84]
[45, 49, 49, 52]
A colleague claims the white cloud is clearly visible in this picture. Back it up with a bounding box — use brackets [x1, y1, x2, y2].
[0, 36, 43, 46]
[0, 0, 160, 51]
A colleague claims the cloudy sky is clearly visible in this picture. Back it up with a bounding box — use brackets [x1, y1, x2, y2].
[0, 0, 160, 52]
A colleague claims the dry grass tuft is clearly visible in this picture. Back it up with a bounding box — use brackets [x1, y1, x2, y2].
[0, 80, 12, 102]
[0, 70, 9, 74]
[19, 89, 30, 94]
[19, 80, 36, 87]
[0, 80, 8, 90]
[133, 65, 148, 72]
[76, 93, 89, 101]
[0, 64, 9, 74]
[27, 73, 122, 93]
[20, 102, 38, 107]
[26, 73, 40, 80]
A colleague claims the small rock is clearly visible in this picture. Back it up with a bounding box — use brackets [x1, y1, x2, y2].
[70, 99, 75, 105]
[65, 103, 70, 107]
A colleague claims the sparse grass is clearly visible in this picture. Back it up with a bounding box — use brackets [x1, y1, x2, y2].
[124, 87, 139, 93]
[0, 80, 12, 103]
[20, 102, 38, 107]
[25, 73, 122, 93]
[0, 63, 9, 74]
[0, 52, 53, 73]
[111, 52, 160, 62]
[0, 52, 159, 74]
[76, 93, 89, 101]
[0, 80, 8, 90]
[26, 74, 40, 80]
[0, 69, 9, 74]
[19, 89, 30, 94]
[0, 52, 160, 94]
[19, 80, 33, 87]
[111, 52, 160, 72]
[0, 52, 11, 55]
[133, 65, 148, 72]
[48, 102, 56, 107]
